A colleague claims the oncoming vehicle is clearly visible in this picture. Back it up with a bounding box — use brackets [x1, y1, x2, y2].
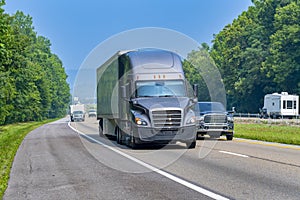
[73, 110, 85, 122]
[97, 48, 198, 149]
[196, 102, 234, 140]
[88, 109, 97, 117]
[69, 104, 85, 122]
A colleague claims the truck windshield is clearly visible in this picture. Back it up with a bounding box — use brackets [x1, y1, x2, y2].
[73, 111, 83, 114]
[136, 80, 186, 97]
[198, 102, 226, 113]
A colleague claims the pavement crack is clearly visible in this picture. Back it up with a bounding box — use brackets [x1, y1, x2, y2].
[248, 155, 300, 168]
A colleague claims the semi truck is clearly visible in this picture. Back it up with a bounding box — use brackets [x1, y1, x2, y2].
[96, 48, 198, 148]
[69, 104, 85, 122]
[261, 92, 299, 118]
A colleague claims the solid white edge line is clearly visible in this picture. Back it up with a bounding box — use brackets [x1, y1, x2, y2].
[68, 122, 230, 200]
[219, 150, 249, 158]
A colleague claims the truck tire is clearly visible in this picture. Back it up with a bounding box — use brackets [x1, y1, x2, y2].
[226, 134, 233, 141]
[197, 135, 205, 140]
[186, 140, 196, 149]
[99, 119, 104, 137]
[116, 127, 123, 145]
[130, 135, 140, 149]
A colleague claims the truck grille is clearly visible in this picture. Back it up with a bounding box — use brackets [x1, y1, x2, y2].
[204, 114, 227, 123]
[151, 109, 182, 129]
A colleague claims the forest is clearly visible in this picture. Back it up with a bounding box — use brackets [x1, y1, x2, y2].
[0, 1, 70, 125]
[186, 0, 300, 113]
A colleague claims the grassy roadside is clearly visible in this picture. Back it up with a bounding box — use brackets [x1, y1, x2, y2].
[234, 123, 300, 145]
[0, 119, 57, 199]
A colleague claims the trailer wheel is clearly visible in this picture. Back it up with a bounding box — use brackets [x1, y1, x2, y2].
[116, 127, 123, 145]
[99, 119, 104, 137]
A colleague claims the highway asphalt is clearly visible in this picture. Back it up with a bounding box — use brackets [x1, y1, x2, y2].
[4, 117, 300, 200]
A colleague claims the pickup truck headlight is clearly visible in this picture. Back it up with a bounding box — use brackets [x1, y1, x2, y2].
[198, 116, 204, 122]
[227, 116, 234, 123]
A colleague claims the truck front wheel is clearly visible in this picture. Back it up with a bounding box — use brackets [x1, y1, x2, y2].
[130, 135, 140, 149]
[226, 134, 233, 141]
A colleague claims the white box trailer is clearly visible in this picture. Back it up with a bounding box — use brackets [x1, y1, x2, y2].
[263, 92, 299, 118]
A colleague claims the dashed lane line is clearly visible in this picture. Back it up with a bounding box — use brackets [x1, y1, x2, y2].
[219, 150, 249, 158]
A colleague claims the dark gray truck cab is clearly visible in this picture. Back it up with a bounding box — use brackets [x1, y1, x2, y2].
[196, 102, 234, 140]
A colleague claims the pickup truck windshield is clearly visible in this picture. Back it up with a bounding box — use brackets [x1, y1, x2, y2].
[136, 80, 186, 97]
[73, 111, 84, 114]
[198, 102, 226, 112]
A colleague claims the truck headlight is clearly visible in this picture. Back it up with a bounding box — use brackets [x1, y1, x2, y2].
[185, 109, 196, 125]
[135, 117, 148, 126]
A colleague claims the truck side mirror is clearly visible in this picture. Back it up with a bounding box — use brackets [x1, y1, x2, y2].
[190, 84, 198, 104]
[192, 84, 198, 98]
[121, 86, 127, 99]
[228, 107, 235, 114]
[121, 82, 131, 101]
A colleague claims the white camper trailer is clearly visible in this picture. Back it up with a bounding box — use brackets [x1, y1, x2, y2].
[263, 92, 299, 118]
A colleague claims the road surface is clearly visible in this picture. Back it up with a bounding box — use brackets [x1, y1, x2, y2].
[4, 117, 300, 200]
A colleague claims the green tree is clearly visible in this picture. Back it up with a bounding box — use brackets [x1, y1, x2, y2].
[0, 3, 70, 124]
[184, 44, 226, 105]
[211, 0, 299, 113]
[266, 1, 300, 94]
[5, 11, 44, 122]
[0, 1, 16, 124]
[47, 54, 70, 118]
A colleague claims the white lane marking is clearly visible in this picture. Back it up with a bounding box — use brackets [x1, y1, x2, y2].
[68, 122, 230, 200]
[219, 150, 249, 158]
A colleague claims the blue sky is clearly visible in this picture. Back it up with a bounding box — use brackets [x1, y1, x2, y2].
[4, 0, 253, 98]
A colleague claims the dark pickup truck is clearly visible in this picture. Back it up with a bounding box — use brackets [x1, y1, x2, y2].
[196, 102, 234, 140]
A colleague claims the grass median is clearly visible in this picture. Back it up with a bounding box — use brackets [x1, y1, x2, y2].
[234, 123, 300, 145]
[0, 119, 57, 199]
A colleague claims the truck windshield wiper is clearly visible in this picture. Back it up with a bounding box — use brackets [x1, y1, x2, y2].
[159, 95, 176, 97]
[138, 95, 153, 97]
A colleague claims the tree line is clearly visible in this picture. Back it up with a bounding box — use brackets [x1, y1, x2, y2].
[185, 0, 300, 113]
[0, 1, 70, 125]
[1, 0, 298, 123]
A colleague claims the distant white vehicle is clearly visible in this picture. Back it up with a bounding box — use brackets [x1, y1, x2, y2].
[69, 104, 85, 122]
[88, 109, 97, 117]
[262, 92, 299, 118]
